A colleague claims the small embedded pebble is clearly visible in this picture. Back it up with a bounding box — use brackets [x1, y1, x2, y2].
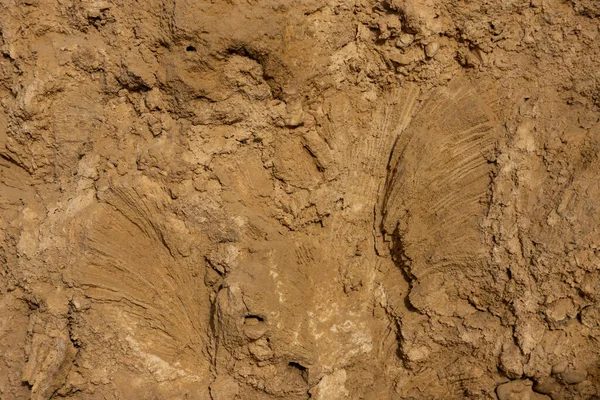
[533, 377, 561, 395]
[71, 294, 91, 311]
[496, 380, 531, 400]
[500, 342, 524, 379]
[389, 53, 413, 66]
[284, 100, 304, 128]
[388, 47, 423, 66]
[32, 323, 45, 334]
[425, 41, 440, 58]
[560, 369, 587, 384]
[145, 87, 163, 111]
[243, 316, 267, 340]
[551, 361, 568, 375]
[496, 380, 553, 400]
[396, 33, 414, 48]
[248, 338, 273, 361]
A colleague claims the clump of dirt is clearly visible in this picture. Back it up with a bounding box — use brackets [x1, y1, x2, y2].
[1, 1, 599, 399]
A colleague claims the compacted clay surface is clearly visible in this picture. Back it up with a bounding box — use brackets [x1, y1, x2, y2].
[1, 1, 600, 399]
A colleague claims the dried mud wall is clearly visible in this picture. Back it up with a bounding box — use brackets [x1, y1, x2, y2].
[1, 1, 600, 399]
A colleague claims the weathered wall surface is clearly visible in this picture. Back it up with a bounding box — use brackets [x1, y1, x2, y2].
[1, 1, 599, 399]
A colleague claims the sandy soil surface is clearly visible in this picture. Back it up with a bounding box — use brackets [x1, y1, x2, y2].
[1, 1, 600, 399]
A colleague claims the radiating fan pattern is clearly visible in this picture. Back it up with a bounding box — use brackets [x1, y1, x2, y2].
[382, 82, 499, 280]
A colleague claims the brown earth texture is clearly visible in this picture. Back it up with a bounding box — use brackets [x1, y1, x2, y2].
[1, 0, 600, 399]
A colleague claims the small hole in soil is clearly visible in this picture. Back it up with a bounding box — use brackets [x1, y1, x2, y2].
[186, 45, 196, 52]
[288, 361, 306, 370]
[288, 362, 309, 382]
[244, 315, 264, 325]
